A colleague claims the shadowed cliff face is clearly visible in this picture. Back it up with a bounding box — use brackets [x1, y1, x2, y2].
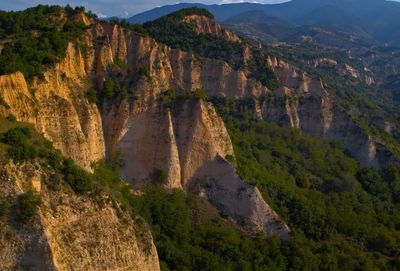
[189, 156, 290, 239]
[103, 98, 290, 237]
[113, 99, 233, 189]
[263, 56, 396, 168]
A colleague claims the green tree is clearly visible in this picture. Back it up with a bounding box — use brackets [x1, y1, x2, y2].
[16, 191, 42, 223]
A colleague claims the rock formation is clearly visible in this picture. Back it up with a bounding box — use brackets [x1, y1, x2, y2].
[190, 156, 290, 239]
[183, 14, 242, 43]
[0, 18, 287, 237]
[0, 44, 104, 171]
[2, 12, 396, 243]
[264, 56, 395, 167]
[0, 161, 160, 271]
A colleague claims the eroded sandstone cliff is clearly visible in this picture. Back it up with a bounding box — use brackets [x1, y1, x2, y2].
[0, 161, 160, 271]
[0, 43, 104, 171]
[103, 97, 289, 237]
[264, 56, 395, 167]
[183, 14, 242, 43]
[0, 16, 288, 238]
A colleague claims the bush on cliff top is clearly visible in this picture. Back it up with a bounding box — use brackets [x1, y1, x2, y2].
[168, 7, 215, 20]
[0, 5, 88, 80]
[143, 9, 279, 90]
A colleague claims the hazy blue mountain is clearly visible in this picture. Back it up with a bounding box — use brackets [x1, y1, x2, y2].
[292, 5, 360, 27]
[128, 0, 400, 45]
[223, 11, 296, 42]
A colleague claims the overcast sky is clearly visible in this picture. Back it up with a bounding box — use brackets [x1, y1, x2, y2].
[0, 0, 290, 18]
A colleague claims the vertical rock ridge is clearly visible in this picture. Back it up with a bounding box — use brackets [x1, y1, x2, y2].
[0, 162, 160, 271]
[0, 43, 105, 171]
[265, 56, 395, 168]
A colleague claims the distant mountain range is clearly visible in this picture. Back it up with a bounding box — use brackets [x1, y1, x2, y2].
[128, 0, 400, 46]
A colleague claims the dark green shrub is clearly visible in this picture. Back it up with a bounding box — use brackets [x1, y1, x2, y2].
[153, 168, 168, 183]
[104, 79, 121, 98]
[6, 114, 17, 122]
[121, 87, 129, 100]
[16, 191, 42, 223]
[85, 87, 98, 103]
[62, 158, 92, 194]
[104, 79, 116, 98]
[0, 198, 11, 219]
[193, 88, 207, 100]
[0, 127, 37, 162]
[114, 57, 129, 69]
[160, 88, 177, 108]
[7, 143, 37, 162]
[138, 65, 152, 82]
[225, 154, 235, 163]
[1, 127, 31, 145]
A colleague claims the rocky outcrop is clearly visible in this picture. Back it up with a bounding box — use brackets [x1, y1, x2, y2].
[93, 22, 266, 98]
[114, 102, 182, 189]
[190, 156, 290, 239]
[314, 57, 338, 67]
[264, 56, 394, 168]
[0, 20, 288, 238]
[103, 98, 289, 237]
[183, 15, 241, 43]
[109, 99, 234, 188]
[175, 100, 234, 186]
[0, 43, 105, 171]
[0, 161, 160, 271]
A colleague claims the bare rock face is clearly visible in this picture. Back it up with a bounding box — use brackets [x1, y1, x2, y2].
[0, 21, 288, 239]
[190, 157, 290, 239]
[110, 99, 233, 189]
[183, 15, 242, 43]
[174, 100, 234, 186]
[115, 103, 182, 189]
[0, 43, 105, 171]
[0, 162, 160, 271]
[103, 98, 289, 237]
[93, 22, 267, 98]
[264, 56, 394, 168]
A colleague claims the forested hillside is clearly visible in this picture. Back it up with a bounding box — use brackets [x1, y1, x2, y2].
[1, 4, 400, 271]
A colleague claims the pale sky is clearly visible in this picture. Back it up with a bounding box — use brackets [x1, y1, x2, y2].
[0, 0, 289, 18]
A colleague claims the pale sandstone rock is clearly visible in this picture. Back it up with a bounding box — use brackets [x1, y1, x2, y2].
[106, 98, 289, 237]
[0, 162, 160, 271]
[0, 43, 105, 171]
[0, 19, 293, 241]
[190, 156, 290, 239]
[184, 15, 242, 43]
[117, 103, 182, 189]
